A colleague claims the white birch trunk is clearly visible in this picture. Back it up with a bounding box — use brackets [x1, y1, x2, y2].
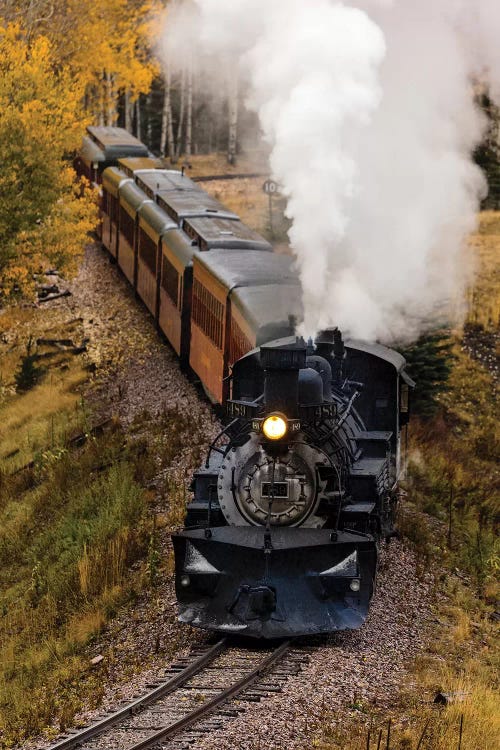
[146, 93, 153, 145]
[125, 90, 133, 132]
[227, 71, 239, 165]
[185, 56, 193, 162]
[98, 75, 105, 126]
[174, 68, 186, 163]
[136, 98, 142, 141]
[160, 65, 175, 159]
[106, 71, 113, 126]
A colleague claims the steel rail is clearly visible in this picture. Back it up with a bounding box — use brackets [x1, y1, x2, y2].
[47, 639, 227, 750]
[128, 639, 291, 750]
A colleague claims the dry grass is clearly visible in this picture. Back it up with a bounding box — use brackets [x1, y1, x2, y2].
[0, 309, 90, 472]
[169, 149, 270, 178]
[312, 595, 499, 750]
[0, 373, 87, 468]
[0, 307, 152, 743]
[0, 446, 148, 743]
[467, 211, 500, 330]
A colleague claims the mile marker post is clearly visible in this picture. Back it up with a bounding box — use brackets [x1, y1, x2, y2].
[263, 179, 279, 239]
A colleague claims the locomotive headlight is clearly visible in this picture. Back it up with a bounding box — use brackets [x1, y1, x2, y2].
[262, 414, 287, 440]
[180, 575, 191, 587]
[349, 579, 361, 592]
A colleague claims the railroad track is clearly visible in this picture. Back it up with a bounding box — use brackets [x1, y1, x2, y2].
[47, 638, 308, 750]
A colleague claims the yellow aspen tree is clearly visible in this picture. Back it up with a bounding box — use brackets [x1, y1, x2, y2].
[0, 24, 97, 299]
[40, 0, 160, 124]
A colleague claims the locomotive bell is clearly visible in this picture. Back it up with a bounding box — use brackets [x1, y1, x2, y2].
[260, 339, 307, 418]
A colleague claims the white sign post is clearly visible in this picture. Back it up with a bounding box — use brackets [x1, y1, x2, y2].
[262, 180, 279, 238]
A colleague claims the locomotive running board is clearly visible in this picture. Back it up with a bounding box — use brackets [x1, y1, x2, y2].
[172, 527, 377, 639]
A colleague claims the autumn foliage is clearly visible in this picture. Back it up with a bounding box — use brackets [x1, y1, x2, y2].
[0, 2, 159, 300]
[40, 0, 159, 125]
[0, 24, 97, 298]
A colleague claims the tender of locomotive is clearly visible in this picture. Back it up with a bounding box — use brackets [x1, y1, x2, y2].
[81, 127, 413, 639]
[174, 330, 413, 638]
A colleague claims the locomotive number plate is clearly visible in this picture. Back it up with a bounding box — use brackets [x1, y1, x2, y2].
[261, 482, 289, 499]
[251, 418, 301, 433]
[226, 400, 258, 418]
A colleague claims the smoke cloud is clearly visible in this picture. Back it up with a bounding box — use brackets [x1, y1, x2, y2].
[159, 0, 500, 343]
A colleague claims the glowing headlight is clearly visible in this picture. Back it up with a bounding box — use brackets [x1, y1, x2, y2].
[262, 415, 287, 440]
[180, 575, 191, 587]
[349, 579, 361, 592]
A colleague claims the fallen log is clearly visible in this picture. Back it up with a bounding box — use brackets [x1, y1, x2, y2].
[36, 338, 75, 347]
[38, 290, 71, 303]
[37, 284, 59, 297]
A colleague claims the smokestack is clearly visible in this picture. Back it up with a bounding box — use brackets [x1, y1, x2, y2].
[260, 340, 306, 418]
[315, 327, 345, 384]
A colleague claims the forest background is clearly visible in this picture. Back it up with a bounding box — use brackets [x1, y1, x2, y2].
[0, 0, 257, 299]
[1, 0, 499, 301]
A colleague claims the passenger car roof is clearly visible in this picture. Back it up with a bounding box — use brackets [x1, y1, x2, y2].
[195, 251, 298, 290]
[118, 157, 165, 176]
[230, 284, 303, 332]
[120, 181, 153, 213]
[185, 217, 272, 251]
[139, 202, 177, 238]
[162, 230, 198, 268]
[86, 126, 149, 159]
[102, 167, 132, 196]
[80, 136, 104, 164]
[135, 170, 199, 197]
[157, 190, 238, 223]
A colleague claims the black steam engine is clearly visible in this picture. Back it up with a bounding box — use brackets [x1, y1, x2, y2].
[173, 329, 413, 638]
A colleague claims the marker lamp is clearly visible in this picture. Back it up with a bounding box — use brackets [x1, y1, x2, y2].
[262, 415, 287, 441]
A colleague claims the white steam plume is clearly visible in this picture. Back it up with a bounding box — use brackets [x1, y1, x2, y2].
[158, 0, 500, 343]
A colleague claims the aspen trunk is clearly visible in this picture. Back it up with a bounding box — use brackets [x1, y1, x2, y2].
[160, 66, 175, 158]
[105, 71, 114, 126]
[124, 90, 133, 132]
[136, 97, 142, 141]
[98, 74, 105, 126]
[174, 67, 186, 163]
[185, 57, 193, 163]
[227, 71, 239, 165]
[146, 93, 153, 145]
[160, 87, 168, 157]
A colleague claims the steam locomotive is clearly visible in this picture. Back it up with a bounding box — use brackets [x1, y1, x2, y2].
[81, 126, 413, 639]
[174, 331, 413, 638]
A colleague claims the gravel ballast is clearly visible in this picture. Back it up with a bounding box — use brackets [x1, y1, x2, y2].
[195, 542, 433, 750]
